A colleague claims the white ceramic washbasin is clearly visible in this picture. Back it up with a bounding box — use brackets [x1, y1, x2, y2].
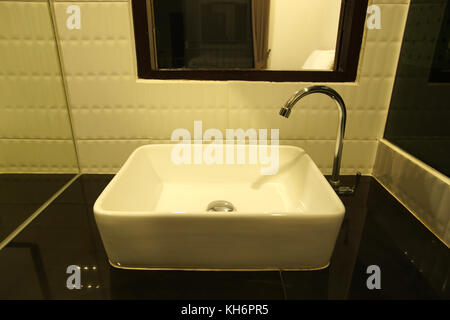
[94, 144, 345, 270]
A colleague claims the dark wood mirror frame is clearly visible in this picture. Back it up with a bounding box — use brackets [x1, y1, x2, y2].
[132, 0, 368, 82]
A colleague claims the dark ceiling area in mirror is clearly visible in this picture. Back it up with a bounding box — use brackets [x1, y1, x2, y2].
[153, 0, 255, 69]
[384, 0, 450, 177]
[131, 0, 368, 82]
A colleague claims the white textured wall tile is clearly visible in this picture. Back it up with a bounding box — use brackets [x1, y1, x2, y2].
[0, 41, 61, 75]
[341, 140, 378, 174]
[54, 2, 131, 41]
[76, 139, 151, 173]
[360, 42, 404, 78]
[345, 110, 388, 140]
[50, 1, 409, 174]
[0, 2, 54, 40]
[0, 1, 78, 172]
[75, 138, 376, 176]
[0, 76, 67, 108]
[61, 40, 134, 76]
[0, 139, 78, 173]
[303, 140, 336, 174]
[66, 76, 135, 108]
[299, 140, 377, 175]
[0, 0, 48, 2]
[228, 107, 308, 140]
[353, 77, 395, 110]
[0, 107, 73, 139]
[52, 0, 128, 2]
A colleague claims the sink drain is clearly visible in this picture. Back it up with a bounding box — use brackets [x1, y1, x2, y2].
[207, 200, 235, 212]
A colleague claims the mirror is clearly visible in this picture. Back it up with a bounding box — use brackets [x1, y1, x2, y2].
[147, 0, 343, 71]
[0, 2, 78, 241]
[267, 0, 342, 70]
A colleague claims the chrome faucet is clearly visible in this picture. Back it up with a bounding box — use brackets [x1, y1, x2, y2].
[279, 85, 360, 196]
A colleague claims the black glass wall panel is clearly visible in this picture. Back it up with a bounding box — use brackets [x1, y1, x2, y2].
[384, 0, 450, 177]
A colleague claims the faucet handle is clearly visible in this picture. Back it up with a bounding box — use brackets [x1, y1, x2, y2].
[335, 171, 361, 196]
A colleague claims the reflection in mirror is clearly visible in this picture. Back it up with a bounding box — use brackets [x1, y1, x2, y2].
[267, 0, 342, 70]
[0, 2, 78, 173]
[430, 1, 450, 82]
[0, 243, 49, 299]
[0, 175, 75, 242]
[0, 2, 78, 241]
[148, 0, 342, 71]
[384, 0, 450, 176]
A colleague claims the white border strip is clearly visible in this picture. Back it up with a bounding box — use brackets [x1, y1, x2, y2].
[380, 139, 450, 184]
[373, 174, 449, 249]
[374, 139, 450, 248]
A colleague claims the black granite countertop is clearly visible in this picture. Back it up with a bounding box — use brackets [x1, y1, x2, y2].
[0, 174, 75, 243]
[0, 175, 448, 300]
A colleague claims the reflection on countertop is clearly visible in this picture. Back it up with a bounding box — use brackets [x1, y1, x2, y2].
[0, 175, 448, 300]
[0, 174, 75, 243]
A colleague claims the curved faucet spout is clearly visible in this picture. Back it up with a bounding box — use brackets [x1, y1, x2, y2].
[279, 85, 347, 190]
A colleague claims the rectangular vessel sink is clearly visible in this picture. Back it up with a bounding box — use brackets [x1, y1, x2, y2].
[94, 144, 345, 270]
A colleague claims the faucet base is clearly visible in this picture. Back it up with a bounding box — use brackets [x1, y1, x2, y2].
[329, 172, 361, 196]
[334, 186, 357, 196]
[329, 179, 340, 189]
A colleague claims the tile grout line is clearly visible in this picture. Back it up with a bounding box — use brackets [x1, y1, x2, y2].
[0, 174, 81, 251]
[47, 0, 82, 173]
